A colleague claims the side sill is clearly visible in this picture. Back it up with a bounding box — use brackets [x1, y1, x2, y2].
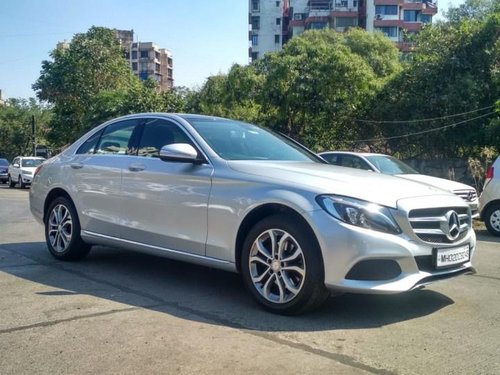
[81, 230, 237, 273]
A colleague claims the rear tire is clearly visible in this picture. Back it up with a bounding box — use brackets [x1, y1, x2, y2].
[45, 197, 91, 261]
[241, 214, 330, 315]
[484, 203, 500, 237]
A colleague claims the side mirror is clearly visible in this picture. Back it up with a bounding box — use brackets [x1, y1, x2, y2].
[13, 163, 20, 168]
[159, 143, 205, 164]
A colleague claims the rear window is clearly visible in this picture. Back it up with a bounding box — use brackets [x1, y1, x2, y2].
[21, 159, 44, 167]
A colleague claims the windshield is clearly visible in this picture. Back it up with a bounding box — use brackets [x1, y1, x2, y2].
[21, 158, 44, 168]
[186, 117, 320, 162]
[0, 159, 8, 166]
[365, 155, 419, 175]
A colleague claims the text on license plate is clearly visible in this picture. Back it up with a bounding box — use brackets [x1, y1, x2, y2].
[435, 245, 470, 268]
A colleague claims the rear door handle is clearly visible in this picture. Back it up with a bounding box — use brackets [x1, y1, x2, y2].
[70, 163, 83, 169]
[128, 163, 146, 172]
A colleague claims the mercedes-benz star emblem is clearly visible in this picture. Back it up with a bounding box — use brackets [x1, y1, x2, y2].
[444, 210, 460, 241]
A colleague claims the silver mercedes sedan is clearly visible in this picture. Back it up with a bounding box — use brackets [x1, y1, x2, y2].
[30, 114, 475, 314]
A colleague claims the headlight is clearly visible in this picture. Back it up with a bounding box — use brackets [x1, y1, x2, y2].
[316, 195, 401, 235]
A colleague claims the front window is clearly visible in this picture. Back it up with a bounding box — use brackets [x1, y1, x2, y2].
[365, 155, 418, 175]
[21, 158, 44, 167]
[186, 118, 320, 162]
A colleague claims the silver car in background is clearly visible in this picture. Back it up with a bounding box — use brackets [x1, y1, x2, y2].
[319, 151, 480, 217]
[30, 114, 475, 314]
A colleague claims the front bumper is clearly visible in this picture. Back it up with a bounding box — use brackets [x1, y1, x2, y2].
[307, 208, 475, 294]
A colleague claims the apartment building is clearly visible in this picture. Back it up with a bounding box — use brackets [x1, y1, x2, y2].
[248, 0, 437, 60]
[117, 30, 174, 90]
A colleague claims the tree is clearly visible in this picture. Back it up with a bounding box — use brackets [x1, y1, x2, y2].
[33, 26, 139, 146]
[258, 29, 401, 150]
[363, 11, 499, 158]
[0, 99, 51, 161]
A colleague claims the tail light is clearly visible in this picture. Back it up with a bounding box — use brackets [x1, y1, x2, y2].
[486, 166, 494, 181]
[34, 165, 43, 178]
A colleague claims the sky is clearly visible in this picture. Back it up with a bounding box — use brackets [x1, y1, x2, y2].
[0, 0, 465, 100]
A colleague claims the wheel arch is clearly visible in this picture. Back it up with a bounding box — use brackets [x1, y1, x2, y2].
[43, 188, 74, 222]
[480, 199, 500, 221]
[234, 203, 324, 275]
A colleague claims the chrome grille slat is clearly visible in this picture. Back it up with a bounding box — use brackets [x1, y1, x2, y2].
[408, 207, 471, 244]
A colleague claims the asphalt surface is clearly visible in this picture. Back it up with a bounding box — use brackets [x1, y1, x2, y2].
[0, 184, 499, 375]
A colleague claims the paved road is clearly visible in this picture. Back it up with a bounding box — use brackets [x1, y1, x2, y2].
[0, 185, 499, 375]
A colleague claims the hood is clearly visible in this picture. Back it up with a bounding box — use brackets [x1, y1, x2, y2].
[397, 174, 475, 193]
[227, 161, 452, 208]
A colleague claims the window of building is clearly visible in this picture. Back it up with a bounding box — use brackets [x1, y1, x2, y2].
[155, 51, 160, 60]
[404, 10, 419, 22]
[274, 34, 280, 44]
[251, 52, 259, 61]
[251, 16, 260, 30]
[132, 62, 138, 71]
[138, 119, 193, 158]
[131, 50, 137, 59]
[124, 51, 130, 59]
[252, 34, 258, 46]
[276, 1, 280, 6]
[167, 57, 173, 66]
[353, 0, 358, 7]
[294, 13, 304, 20]
[421, 14, 432, 23]
[375, 5, 398, 15]
[376, 26, 398, 37]
[155, 63, 161, 72]
[336, 17, 357, 27]
[341, 0, 348, 7]
[308, 22, 328, 29]
[140, 50, 149, 58]
[252, 0, 260, 11]
[276, 18, 281, 25]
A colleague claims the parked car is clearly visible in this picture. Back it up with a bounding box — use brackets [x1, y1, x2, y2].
[30, 114, 475, 314]
[0, 158, 9, 184]
[479, 156, 500, 236]
[8, 156, 46, 188]
[319, 151, 479, 218]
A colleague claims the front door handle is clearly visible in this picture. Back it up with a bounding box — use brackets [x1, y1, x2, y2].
[128, 163, 146, 172]
[70, 162, 83, 169]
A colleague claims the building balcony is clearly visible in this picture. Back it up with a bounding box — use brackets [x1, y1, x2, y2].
[373, 19, 403, 27]
[402, 22, 423, 31]
[304, 16, 330, 25]
[374, 0, 403, 4]
[330, 11, 358, 17]
[422, 3, 438, 15]
[401, 2, 424, 9]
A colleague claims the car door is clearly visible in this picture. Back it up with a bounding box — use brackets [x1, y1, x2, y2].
[68, 119, 141, 238]
[120, 117, 213, 256]
[9, 157, 21, 182]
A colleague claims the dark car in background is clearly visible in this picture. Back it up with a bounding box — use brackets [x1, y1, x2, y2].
[0, 158, 9, 184]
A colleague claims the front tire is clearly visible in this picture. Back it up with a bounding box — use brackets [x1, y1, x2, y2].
[45, 197, 91, 261]
[241, 214, 329, 315]
[19, 175, 26, 189]
[484, 203, 500, 237]
[8, 175, 15, 188]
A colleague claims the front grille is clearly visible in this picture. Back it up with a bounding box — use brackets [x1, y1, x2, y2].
[408, 207, 470, 244]
[453, 189, 477, 202]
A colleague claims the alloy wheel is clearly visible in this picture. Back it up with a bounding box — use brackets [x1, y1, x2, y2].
[48, 204, 73, 253]
[248, 229, 306, 304]
[489, 208, 500, 232]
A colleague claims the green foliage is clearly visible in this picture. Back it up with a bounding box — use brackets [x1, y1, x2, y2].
[193, 28, 401, 151]
[362, 11, 499, 158]
[0, 99, 51, 161]
[33, 26, 139, 146]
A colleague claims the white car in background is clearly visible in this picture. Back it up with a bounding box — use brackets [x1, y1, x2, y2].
[8, 156, 46, 188]
[479, 156, 500, 236]
[319, 151, 479, 218]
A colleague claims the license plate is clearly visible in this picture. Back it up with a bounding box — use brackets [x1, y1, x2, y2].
[434, 245, 470, 269]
